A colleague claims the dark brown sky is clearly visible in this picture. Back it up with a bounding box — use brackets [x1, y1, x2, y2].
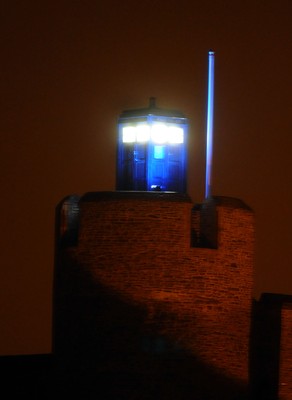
[1, 0, 292, 355]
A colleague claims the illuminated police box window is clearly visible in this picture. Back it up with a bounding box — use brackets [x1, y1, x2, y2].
[116, 98, 188, 192]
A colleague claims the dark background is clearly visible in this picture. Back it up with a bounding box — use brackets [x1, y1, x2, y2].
[1, 0, 292, 355]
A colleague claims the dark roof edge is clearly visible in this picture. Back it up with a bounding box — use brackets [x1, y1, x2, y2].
[118, 98, 186, 119]
[119, 108, 187, 119]
[80, 191, 192, 203]
[212, 196, 253, 211]
[259, 292, 292, 304]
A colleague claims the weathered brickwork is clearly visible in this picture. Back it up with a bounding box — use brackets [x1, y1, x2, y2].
[279, 304, 292, 399]
[56, 191, 254, 385]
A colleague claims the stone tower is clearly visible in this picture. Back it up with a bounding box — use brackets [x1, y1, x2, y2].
[53, 100, 254, 399]
[54, 194, 254, 398]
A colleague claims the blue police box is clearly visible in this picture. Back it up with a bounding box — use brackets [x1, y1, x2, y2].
[116, 98, 188, 192]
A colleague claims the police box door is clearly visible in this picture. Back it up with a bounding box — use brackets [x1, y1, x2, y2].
[117, 142, 147, 190]
[148, 143, 186, 192]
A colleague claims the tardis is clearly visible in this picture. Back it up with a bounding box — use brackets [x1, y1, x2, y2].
[116, 98, 188, 192]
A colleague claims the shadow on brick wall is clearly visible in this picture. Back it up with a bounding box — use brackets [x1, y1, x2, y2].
[52, 254, 249, 400]
[249, 294, 292, 400]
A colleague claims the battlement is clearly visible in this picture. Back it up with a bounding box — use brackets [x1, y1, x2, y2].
[58, 191, 254, 252]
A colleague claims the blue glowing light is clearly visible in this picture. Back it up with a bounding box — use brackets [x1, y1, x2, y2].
[205, 51, 215, 199]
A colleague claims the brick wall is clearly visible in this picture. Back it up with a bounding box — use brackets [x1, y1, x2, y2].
[55, 191, 254, 390]
[279, 304, 292, 399]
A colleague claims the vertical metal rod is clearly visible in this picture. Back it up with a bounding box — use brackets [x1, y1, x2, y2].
[205, 50, 215, 198]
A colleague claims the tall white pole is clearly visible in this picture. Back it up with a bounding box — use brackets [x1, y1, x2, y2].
[205, 50, 215, 199]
